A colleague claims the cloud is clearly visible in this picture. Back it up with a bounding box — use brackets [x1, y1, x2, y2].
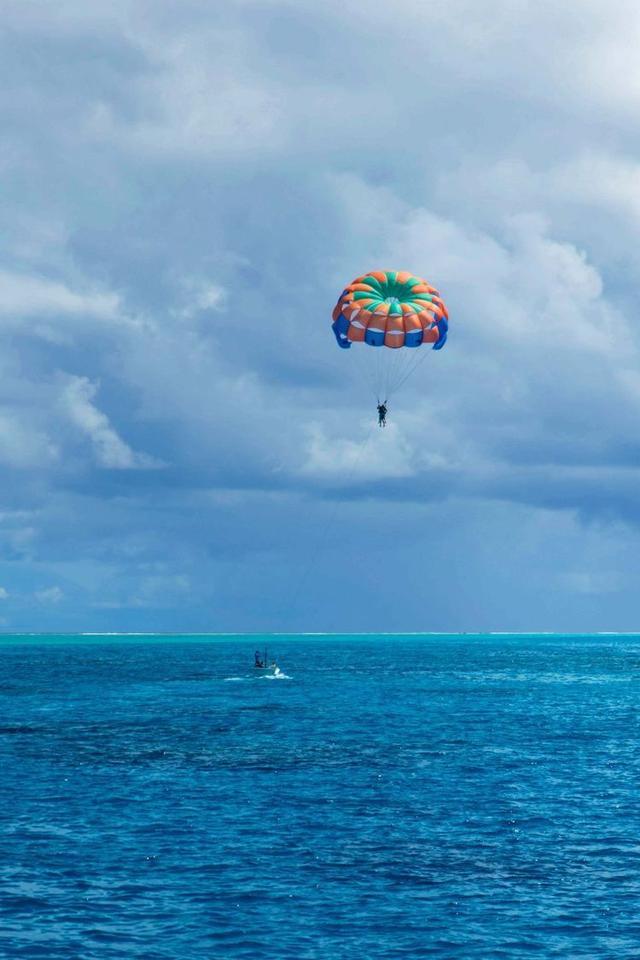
[0, 270, 120, 322]
[59, 376, 162, 470]
[35, 586, 63, 603]
[0, 413, 59, 469]
[0, 587, 8, 599]
[173, 278, 226, 319]
[303, 420, 417, 480]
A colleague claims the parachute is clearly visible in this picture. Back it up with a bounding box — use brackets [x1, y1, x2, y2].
[331, 270, 449, 405]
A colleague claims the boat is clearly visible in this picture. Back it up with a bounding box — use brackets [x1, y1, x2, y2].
[254, 648, 282, 677]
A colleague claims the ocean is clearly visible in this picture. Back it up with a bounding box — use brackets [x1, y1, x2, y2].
[2, 633, 640, 958]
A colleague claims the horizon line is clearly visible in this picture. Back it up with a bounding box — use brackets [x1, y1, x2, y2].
[1, 631, 640, 639]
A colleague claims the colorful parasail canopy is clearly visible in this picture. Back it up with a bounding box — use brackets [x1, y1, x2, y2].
[331, 269, 448, 351]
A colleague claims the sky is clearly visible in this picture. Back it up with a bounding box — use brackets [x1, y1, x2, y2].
[2, 1, 640, 632]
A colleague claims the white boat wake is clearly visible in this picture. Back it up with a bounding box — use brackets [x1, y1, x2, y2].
[259, 669, 291, 680]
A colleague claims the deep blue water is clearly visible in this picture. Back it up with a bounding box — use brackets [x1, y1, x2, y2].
[2, 634, 640, 959]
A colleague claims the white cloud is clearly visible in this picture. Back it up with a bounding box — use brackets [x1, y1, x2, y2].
[174, 278, 226, 319]
[86, 32, 286, 159]
[327, 1, 640, 118]
[0, 412, 59, 468]
[0, 587, 8, 599]
[0, 270, 120, 322]
[434, 151, 640, 268]
[60, 375, 162, 470]
[35, 586, 63, 603]
[303, 420, 416, 480]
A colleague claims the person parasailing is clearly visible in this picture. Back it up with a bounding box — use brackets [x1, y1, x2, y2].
[330, 270, 449, 414]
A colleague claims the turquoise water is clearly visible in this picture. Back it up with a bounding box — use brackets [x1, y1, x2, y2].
[2, 633, 640, 958]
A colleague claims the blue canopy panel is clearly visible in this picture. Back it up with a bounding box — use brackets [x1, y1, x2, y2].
[404, 328, 423, 347]
[332, 314, 351, 349]
[432, 316, 448, 350]
[364, 327, 385, 346]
